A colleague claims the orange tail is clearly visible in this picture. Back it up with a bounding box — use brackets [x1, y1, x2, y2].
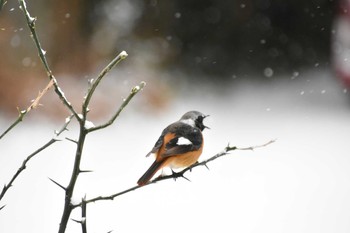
[137, 160, 165, 186]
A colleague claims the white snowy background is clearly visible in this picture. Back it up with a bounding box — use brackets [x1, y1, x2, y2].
[1, 68, 349, 233]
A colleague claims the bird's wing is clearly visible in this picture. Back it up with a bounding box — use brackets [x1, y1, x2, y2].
[161, 136, 195, 158]
[146, 133, 164, 157]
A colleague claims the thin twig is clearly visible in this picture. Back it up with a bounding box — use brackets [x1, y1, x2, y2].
[0, 115, 73, 206]
[0, 80, 54, 140]
[87, 81, 146, 133]
[27, 79, 55, 112]
[72, 139, 275, 208]
[0, 110, 26, 140]
[162, 139, 276, 178]
[82, 51, 128, 119]
[18, 0, 80, 121]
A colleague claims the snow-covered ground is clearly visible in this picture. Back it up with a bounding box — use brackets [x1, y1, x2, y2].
[1, 69, 350, 233]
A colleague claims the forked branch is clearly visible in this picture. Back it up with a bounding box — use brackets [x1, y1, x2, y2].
[0, 79, 55, 140]
[87, 81, 146, 133]
[0, 115, 73, 207]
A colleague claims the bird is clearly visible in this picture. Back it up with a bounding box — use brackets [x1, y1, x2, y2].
[137, 111, 209, 186]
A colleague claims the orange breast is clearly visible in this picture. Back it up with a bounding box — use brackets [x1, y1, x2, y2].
[165, 148, 203, 168]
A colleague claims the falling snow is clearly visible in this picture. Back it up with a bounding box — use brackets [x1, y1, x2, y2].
[174, 12, 181, 18]
[263, 67, 274, 77]
[22, 57, 31, 67]
[291, 71, 299, 79]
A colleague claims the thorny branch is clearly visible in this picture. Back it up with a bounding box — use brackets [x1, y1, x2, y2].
[72, 196, 87, 233]
[18, 0, 80, 121]
[18, 3, 143, 232]
[57, 77, 144, 233]
[82, 51, 129, 119]
[71, 139, 275, 208]
[0, 115, 73, 208]
[0, 80, 54, 140]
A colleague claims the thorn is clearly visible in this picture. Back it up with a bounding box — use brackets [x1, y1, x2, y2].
[181, 175, 191, 182]
[204, 163, 210, 170]
[171, 169, 191, 182]
[79, 169, 93, 173]
[170, 169, 181, 181]
[71, 218, 82, 224]
[190, 161, 199, 172]
[171, 169, 179, 177]
[0, 205, 6, 211]
[225, 143, 232, 151]
[48, 177, 66, 191]
[65, 137, 78, 144]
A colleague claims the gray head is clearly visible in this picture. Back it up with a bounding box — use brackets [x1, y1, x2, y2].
[180, 111, 209, 131]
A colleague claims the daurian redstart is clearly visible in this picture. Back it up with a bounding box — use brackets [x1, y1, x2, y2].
[137, 111, 208, 186]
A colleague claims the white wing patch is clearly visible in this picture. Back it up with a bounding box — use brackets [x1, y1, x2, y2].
[180, 118, 195, 127]
[176, 137, 193, 145]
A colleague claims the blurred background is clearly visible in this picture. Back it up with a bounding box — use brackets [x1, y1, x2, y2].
[1, 1, 350, 233]
[0, 0, 345, 117]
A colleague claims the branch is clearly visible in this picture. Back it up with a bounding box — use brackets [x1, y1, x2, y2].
[18, 0, 80, 121]
[82, 51, 128, 119]
[0, 115, 73, 205]
[57, 53, 136, 233]
[0, 109, 26, 140]
[155, 139, 276, 181]
[72, 196, 87, 233]
[87, 81, 146, 133]
[0, 79, 54, 140]
[81, 196, 87, 233]
[58, 125, 87, 233]
[72, 139, 275, 208]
